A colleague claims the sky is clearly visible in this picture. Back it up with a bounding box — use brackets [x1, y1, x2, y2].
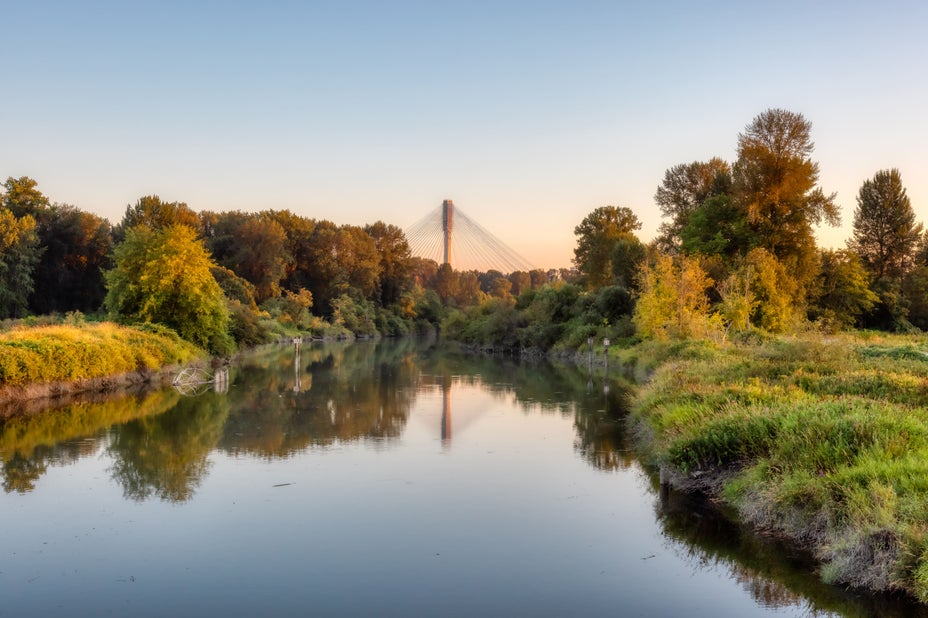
[2, 1, 926, 270]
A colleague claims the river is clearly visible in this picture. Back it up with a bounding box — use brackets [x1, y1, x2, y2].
[0, 338, 923, 617]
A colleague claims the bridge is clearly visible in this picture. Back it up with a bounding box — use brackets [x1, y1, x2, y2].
[406, 200, 534, 273]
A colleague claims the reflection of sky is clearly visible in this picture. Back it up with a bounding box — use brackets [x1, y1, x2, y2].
[0, 380, 840, 617]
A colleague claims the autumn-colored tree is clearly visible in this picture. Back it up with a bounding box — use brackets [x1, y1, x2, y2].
[2, 176, 50, 219]
[0, 208, 40, 318]
[741, 248, 799, 333]
[633, 254, 713, 340]
[227, 216, 292, 303]
[573, 206, 642, 289]
[733, 109, 839, 287]
[105, 225, 230, 352]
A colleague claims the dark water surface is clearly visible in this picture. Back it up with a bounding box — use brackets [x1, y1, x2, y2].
[1, 339, 924, 617]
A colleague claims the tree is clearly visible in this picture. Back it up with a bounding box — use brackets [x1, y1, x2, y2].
[849, 169, 921, 281]
[434, 263, 459, 304]
[573, 206, 642, 289]
[224, 216, 292, 303]
[654, 158, 731, 251]
[115, 195, 200, 240]
[105, 225, 230, 352]
[29, 205, 112, 314]
[733, 109, 839, 286]
[364, 221, 414, 307]
[0, 208, 41, 318]
[633, 254, 713, 340]
[610, 234, 646, 290]
[455, 271, 484, 306]
[808, 249, 878, 329]
[508, 271, 531, 297]
[680, 194, 757, 259]
[335, 225, 382, 301]
[2, 176, 50, 219]
[741, 248, 799, 333]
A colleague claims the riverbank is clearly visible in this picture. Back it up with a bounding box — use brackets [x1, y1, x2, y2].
[0, 322, 204, 409]
[620, 333, 928, 601]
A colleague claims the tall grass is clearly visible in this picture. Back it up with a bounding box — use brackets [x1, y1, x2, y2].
[0, 322, 203, 388]
[631, 333, 928, 600]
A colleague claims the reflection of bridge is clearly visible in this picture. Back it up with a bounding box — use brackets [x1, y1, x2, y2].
[406, 199, 534, 273]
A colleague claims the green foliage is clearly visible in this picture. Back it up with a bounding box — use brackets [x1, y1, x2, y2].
[808, 249, 878, 330]
[680, 194, 756, 258]
[573, 205, 642, 289]
[0, 322, 202, 386]
[115, 195, 200, 240]
[632, 333, 928, 599]
[226, 299, 273, 348]
[331, 293, 377, 336]
[105, 225, 230, 353]
[0, 208, 41, 319]
[654, 158, 732, 251]
[850, 168, 921, 281]
[903, 266, 928, 331]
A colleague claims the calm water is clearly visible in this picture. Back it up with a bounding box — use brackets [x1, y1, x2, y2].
[0, 338, 924, 617]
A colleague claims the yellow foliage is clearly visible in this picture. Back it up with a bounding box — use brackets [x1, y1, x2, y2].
[0, 322, 202, 387]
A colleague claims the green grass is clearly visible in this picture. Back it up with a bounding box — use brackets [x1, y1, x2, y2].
[631, 333, 928, 601]
[0, 322, 204, 388]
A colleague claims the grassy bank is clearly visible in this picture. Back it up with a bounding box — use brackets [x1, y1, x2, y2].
[624, 333, 928, 601]
[0, 322, 204, 398]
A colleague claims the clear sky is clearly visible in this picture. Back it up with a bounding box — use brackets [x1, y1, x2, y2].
[2, 1, 926, 269]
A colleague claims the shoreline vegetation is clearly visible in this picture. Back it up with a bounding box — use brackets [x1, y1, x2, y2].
[0, 321, 203, 410]
[618, 333, 928, 603]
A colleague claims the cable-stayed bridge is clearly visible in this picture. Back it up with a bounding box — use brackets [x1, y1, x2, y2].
[406, 200, 534, 273]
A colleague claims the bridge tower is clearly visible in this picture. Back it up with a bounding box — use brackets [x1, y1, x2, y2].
[441, 199, 453, 266]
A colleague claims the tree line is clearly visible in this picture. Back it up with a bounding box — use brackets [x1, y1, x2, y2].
[571, 108, 926, 341]
[2, 107, 920, 353]
[0, 178, 565, 353]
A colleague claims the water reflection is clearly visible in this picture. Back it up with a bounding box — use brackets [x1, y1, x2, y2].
[656, 485, 928, 617]
[2, 339, 928, 615]
[108, 393, 229, 501]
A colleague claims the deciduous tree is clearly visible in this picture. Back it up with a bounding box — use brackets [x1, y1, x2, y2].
[654, 158, 731, 251]
[105, 225, 230, 352]
[0, 208, 40, 318]
[573, 206, 642, 289]
[733, 109, 839, 286]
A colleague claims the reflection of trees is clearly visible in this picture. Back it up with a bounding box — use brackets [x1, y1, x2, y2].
[218, 339, 421, 457]
[3, 451, 48, 493]
[108, 394, 229, 502]
[416, 344, 634, 471]
[0, 390, 179, 493]
[656, 485, 928, 618]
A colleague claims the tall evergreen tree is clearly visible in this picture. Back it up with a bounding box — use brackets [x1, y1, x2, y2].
[849, 168, 921, 280]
